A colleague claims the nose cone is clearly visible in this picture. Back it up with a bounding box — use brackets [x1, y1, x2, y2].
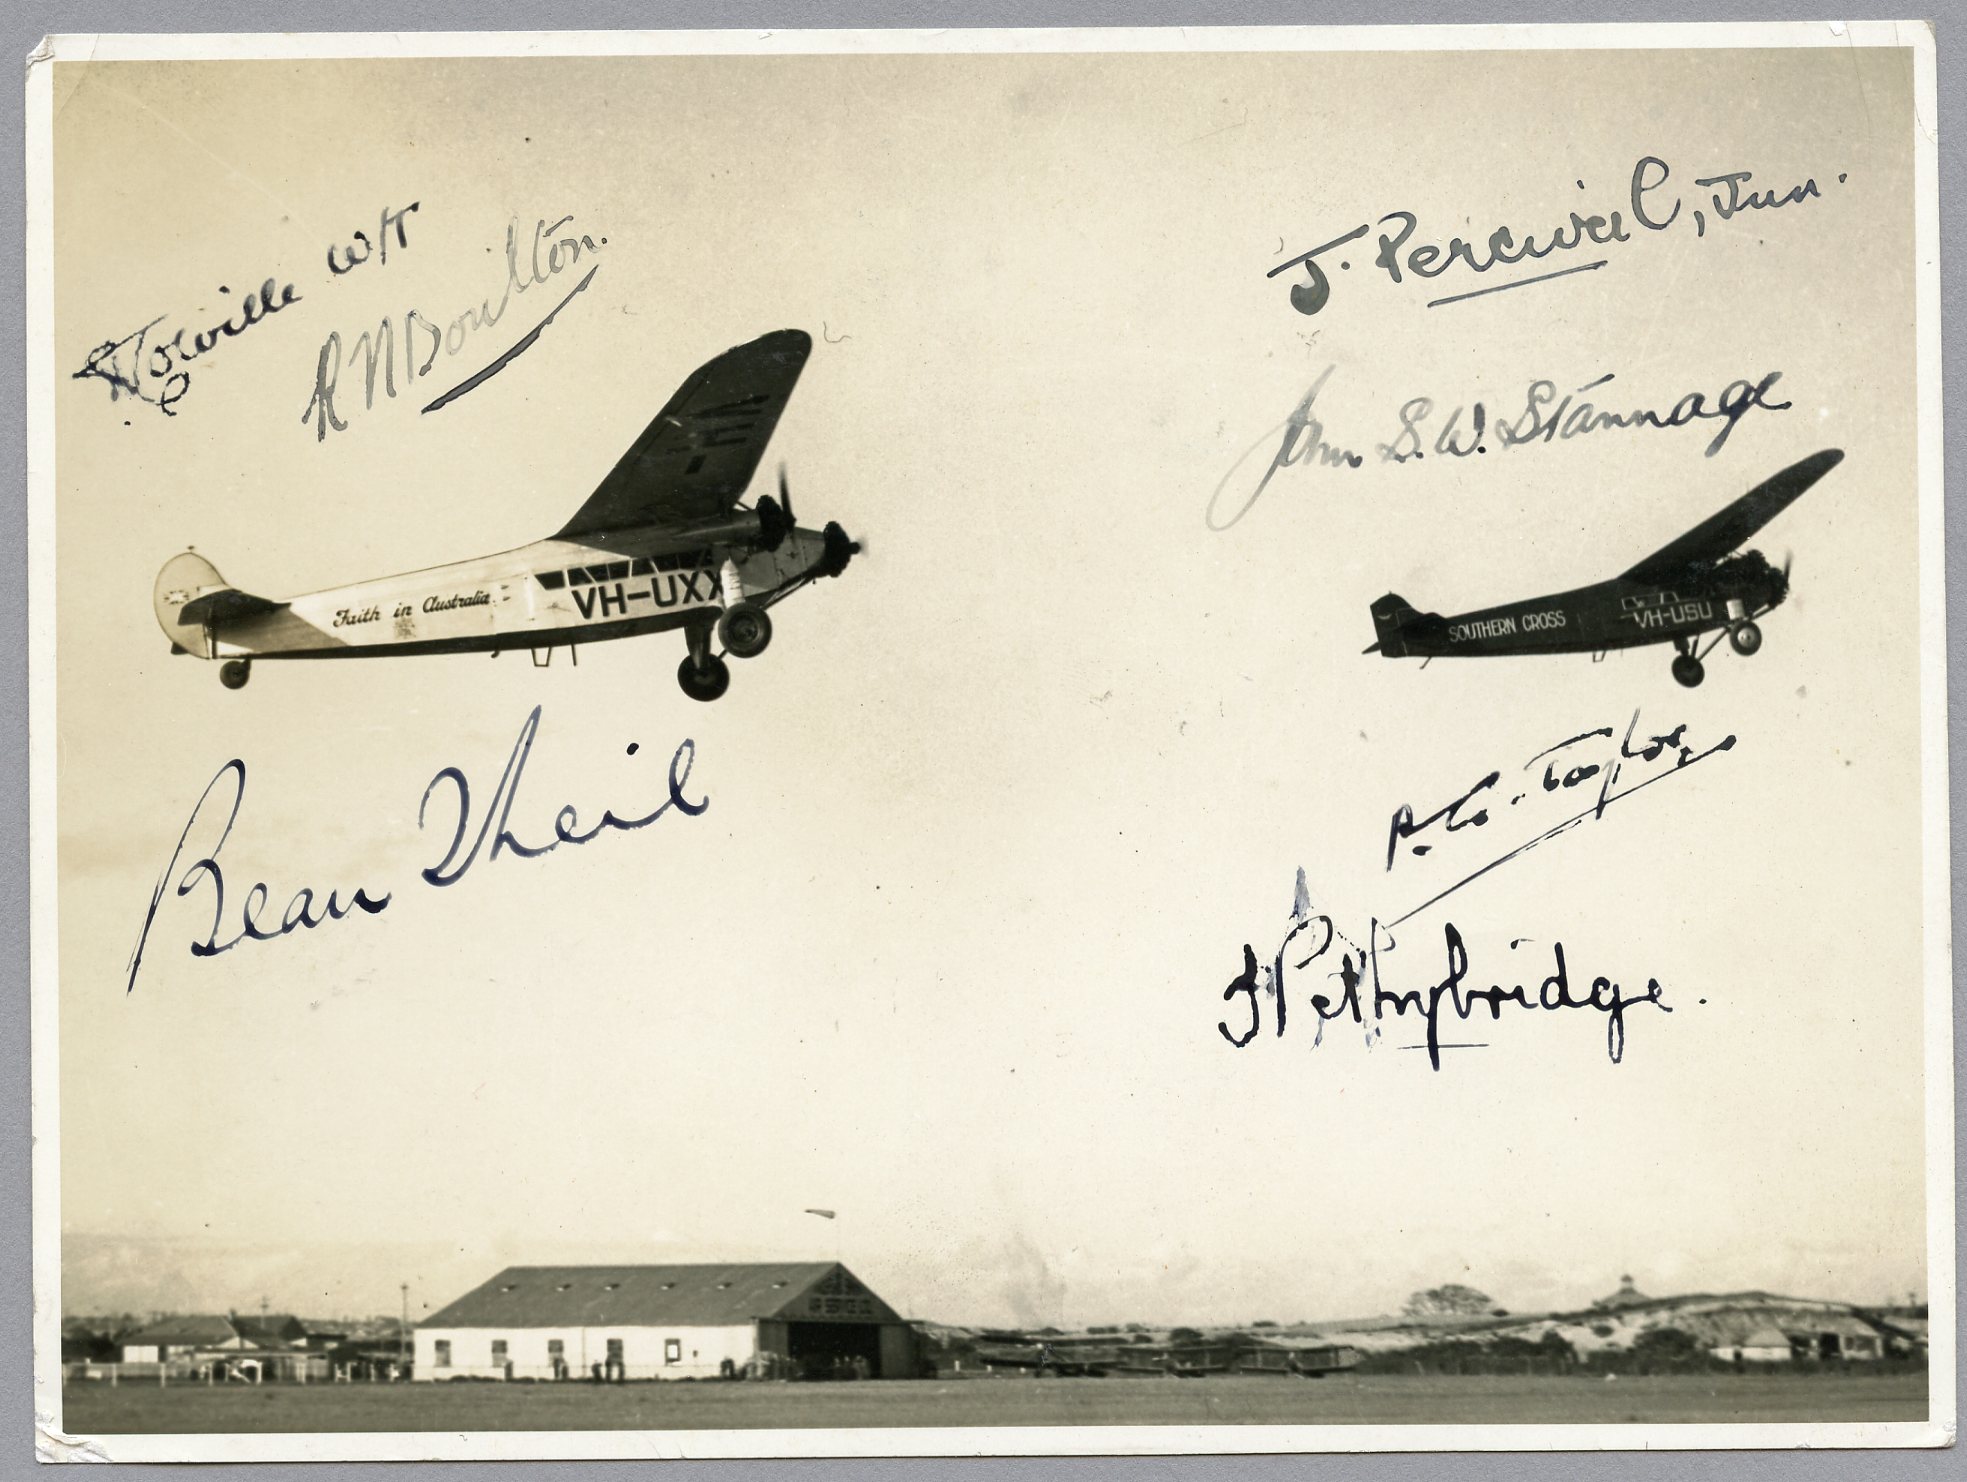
[818, 520, 859, 578]
[1765, 561, 1790, 610]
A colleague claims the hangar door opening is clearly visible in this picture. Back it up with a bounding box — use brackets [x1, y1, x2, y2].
[787, 1321, 884, 1378]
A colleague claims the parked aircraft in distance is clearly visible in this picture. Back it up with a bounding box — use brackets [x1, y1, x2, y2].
[969, 1330, 1361, 1379]
[1366, 449, 1843, 688]
[154, 328, 858, 701]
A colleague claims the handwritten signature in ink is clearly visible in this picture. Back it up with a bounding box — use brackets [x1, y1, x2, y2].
[1268, 155, 1840, 316]
[1207, 364, 1790, 531]
[1383, 709, 1735, 926]
[1217, 896, 1670, 1071]
[72, 202, 419, 419]
[124, 704, 706, 993]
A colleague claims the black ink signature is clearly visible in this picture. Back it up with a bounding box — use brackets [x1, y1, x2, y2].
[327, 201, 421, 276]
[1206, 365, 1364, 530]
[303, 213, 605, 440]
[1209, 364, 1790, 530]
[1208, 704, 1732, 1069]
[124, 704, 704, 992]
[1269, 156, 1838, 316]
[73, 280, 304, 418]
[1219, 906, 1669, 1071]
[1384, 709, 1736, 928]
[74, 203, 420, 420]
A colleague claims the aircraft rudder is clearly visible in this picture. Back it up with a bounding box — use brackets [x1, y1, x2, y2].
[153, 550, 225, 657]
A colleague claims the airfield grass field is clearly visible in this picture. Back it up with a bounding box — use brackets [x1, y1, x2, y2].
[62, 1372, 1929, 1434]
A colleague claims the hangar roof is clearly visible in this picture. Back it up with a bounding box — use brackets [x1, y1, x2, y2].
[120, 1314, 241, 1347]
[420, 1262, 901, 1330]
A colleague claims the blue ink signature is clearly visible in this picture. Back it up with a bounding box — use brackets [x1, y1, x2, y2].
[125, 704, 705, 992]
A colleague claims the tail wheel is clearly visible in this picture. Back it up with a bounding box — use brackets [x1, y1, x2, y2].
[718, 602, 773, 659]
[220, 659, 252, 690]
[677, 653, 730, 702]
[1729, 621, 1763, 656]
[1671, 654, 1704, 688]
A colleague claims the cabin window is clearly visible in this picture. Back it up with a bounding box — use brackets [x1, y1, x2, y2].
[433, 1340, 451, 1368]
[664, 1339, 682, 1365]
[537, 571, 566, 591]
[631, 557, 654, 576]
[605, 561, 630, 580]
[569, 568, 593, 586]
[491, 1339, 508, 1365]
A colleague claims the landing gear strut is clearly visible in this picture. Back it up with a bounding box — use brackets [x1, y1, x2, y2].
[220, 659, 252, 690]
[677, 622, 729, 702]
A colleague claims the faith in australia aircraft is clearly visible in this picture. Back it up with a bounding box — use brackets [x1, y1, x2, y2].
[153, 328, 858, 702]
[1365, 449, 1843, 688]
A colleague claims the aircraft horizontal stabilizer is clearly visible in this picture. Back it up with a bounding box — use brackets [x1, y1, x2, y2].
[154, 550, 283, 659]
[176, 588, 285, 626]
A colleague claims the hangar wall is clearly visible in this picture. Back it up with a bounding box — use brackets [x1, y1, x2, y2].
[414, 1323, 755, 1381]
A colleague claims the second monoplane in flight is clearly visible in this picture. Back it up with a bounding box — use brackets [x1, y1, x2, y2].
[1366, 449, 1844, 687]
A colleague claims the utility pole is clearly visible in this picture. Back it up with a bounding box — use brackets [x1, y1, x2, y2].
[400, 1284, 409, 1373]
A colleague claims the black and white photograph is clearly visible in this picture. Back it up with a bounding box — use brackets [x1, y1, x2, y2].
[26, 23, 1952, 1461]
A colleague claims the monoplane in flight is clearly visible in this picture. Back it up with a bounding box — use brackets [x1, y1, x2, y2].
[155, 328, 857, 701]
[1365, 449, 1842, 687]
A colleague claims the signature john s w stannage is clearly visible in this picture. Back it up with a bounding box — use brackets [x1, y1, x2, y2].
[123, 704, 707, 994]
[1207, 363, 1792, 531]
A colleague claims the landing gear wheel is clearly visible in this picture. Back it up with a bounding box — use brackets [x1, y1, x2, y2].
[677, 653, 730, 702]
[1729, 621, 1763, 656]
[717, 602, 772, 659]
[220, 659, 251, 690]
[1671, 654, 1705, 688]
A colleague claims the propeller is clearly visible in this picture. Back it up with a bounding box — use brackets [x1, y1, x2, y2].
[758, 461, 862, 576]
[754, 466, 795, 553]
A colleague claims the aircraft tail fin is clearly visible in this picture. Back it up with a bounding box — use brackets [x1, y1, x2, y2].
[154, 552, 282, 658]
[1366, 592, 1443, 658]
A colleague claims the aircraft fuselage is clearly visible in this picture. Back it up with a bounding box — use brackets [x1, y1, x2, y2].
[199, 526, 836, 662]
[1388, 550, 1788, 659]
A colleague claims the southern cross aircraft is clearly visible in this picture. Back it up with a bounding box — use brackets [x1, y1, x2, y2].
[1365, 448, 1843, 688]
[153, 328, 858, 702]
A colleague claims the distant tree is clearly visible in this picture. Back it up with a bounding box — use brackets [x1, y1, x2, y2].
[1169, 1327, 1204, 1345]
[1628, 1327, 1708, 1372]
[1251, 1320, 1278, 1328]
[1403, 1284, 1496, 1317]
[1538, 1330, 1578, 1368]
[1086, 1325, 1119, 1334]
[1123, 1323, 1149, 1333]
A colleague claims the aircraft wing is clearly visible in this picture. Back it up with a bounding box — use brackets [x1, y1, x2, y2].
[1619, 449, 1843, 584]
[555, 329, 812, 541]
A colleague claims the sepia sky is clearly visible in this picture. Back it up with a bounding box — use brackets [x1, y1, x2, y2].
[44, 41, 1936, 1329]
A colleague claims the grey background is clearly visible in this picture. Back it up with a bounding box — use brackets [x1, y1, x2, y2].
[6, 0, 1959, 1476]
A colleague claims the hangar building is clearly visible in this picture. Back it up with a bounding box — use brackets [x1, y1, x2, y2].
[415, 1262, 917, 1381]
